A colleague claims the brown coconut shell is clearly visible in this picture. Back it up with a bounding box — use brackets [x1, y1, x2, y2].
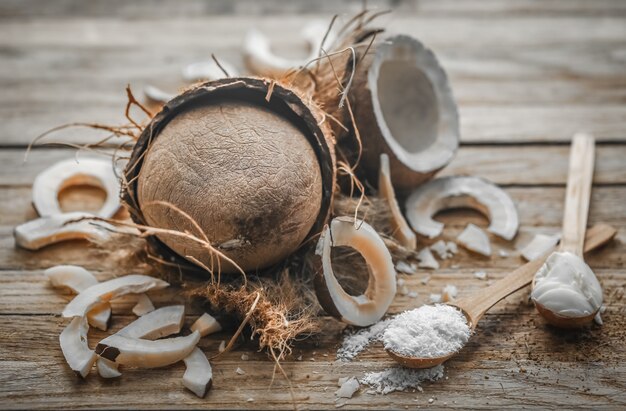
[123, 77, 336, 276]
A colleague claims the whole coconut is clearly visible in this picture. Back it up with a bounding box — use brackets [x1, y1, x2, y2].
[124, 78, 336, 274]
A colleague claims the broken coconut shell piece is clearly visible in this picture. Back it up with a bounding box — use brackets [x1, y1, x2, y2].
[315, 217, 397, 327]
[132, 294, 155, 316]
[117, 305, 185, 340]
[96, 331, 200, 368]
[244, 20, 333, 78]
[183, 347, 213, 398]
[124, 77, 336, 274]
[60, 316, 96, 378]
[457, 223, 492, 257]
[45, 265, 112, 331]
[63, 274, 169, 319]
[32, 157, 121, 218]
[378, 154, 416, 249]
[190, 313, 222, 337]
[14, 212, 114, 251]
[406, 176, 518, 241]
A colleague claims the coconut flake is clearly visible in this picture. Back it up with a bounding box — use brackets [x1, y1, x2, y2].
[132, 294, 155, 316]
[336, 377, 360, 398]
[431, 240, 454, 260]
[182, 347, 213, 398]
[519, 233, 561, 261]
[474, 271, 487, 280]
[361, 365, 445, 395]
[337, 318, 393, 362]
[59, 316, 96, 378]
[457, 224, 492, 256]
[190, 313, 222, 337]
[429, 294, 442, 303]
[417, 248, 439, 269]
[442, 285, 458, 302]
[97, 357, 121, 379]
[117, 305, 185, 340]
[395, 261, 417, 275]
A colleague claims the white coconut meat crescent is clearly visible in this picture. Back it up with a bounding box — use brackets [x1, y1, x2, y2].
[117, 305, 185, 340]
[182, 347, 213, 398]
[32, 157, 121, 218]
[96, 331, 200, 368]
[59, 316, 96, 378]
[405, 176, 519, 240]
[62, 274, 169, 318]
[315, 217, 397, 327]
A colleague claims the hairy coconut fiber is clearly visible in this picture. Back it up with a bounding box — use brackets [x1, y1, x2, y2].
[124, 77, 336, 275]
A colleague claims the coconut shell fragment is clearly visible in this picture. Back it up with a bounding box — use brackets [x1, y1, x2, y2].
[124, 77, 336, 275]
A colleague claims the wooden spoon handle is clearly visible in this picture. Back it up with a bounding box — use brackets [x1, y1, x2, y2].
[457, 223, 616, 326]
[560, 133, 595, 255]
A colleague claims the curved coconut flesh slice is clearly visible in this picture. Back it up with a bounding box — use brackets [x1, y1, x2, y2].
[60, 316, 96, 378]
[97, 357, 122, 379]
[314, 217, 397, 327]
[378, 154, 416, 249]
[182, 347, 213, 398]
[405, 176, 519, 241]
[190, 313, 222, 337]
[118, 305, 185, 340]
[32, 157, 121, 218]
[144, 85, 176, 104]
[132, 293, 155, 316]
[14, 212, 114, 251]
[182, 59, 238, 82]
[520, 233, 561, 261]
[45, 265, 112, 331]
[456, 223, 492, 257]
[62, 274, 169, 318]
[244, 20, 333, 77]
[96, 331, 200, 368]
[356, 35, 459, 191]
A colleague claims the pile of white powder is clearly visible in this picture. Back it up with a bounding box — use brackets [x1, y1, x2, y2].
[361, 365, 445, 394]
[336, 318, 392, 361]
[383, 304, 471, 358]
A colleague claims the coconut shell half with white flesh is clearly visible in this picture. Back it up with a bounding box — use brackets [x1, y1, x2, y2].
[124, 77, 336, 275]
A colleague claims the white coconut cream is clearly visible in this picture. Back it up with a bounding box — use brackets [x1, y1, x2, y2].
[531, 251, 603, 317]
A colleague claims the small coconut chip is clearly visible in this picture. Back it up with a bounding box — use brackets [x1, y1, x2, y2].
[315, 217, 396, 327]
[144, 85, 175, 104]
[182, 59, 238, 82]
[429, 294, 442, 303]
[395, 261, 417, 275]
[117, 305, 185, 340]
[474, 271, 488, 280]
[336, 377, 360, 399]
[430, 240, 457, 260]
[417, 247, 439, 269]
[14, 212, 113, 251]
[96, 331, 200, 368]
[97, 357, 122, 379]
[59, 316, 96, 378]
[235, 367, 246, 375]
[406, 176, 518, 240]
[519, 233, 561, 261]
[457, 224, 492, 257]
[132, 294, 155, 317]
[218, 340, 226, 353]
[63, 274, 169, 318]
[182, 347, 213, 398]
[379, 153, 417, 249]
[441, 285, 458, 302]
[190, 313, 223, 337]
[45, 265, 112, 331]
[32, 157, 121, 218]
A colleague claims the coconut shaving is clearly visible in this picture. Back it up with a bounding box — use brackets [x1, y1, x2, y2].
[336, 318, 392, 362]
[361, 365, 445, 395]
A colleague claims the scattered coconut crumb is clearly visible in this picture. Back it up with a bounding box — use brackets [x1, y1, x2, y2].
[396, 261, 417, 275]
[397, 278, 406, 287]
[417, 248, 439, 269]
[336, 319, 392, 362]
[297, 355, 303, 361]
[431, 240, 455, 260]
[246, 397, 254, 403]
[408, 291, 418, 299]
[429, 294, 442, 303]
[474, 271, 487, 280]
[442, 285, 458, 302]
[241, 353, 249, 361]
[420, 275, 431, 285]
[457, 223, 491, 256]
[218, 340, 226, 353]
[361, 365, 445, 395]
[498, 249, 509, 257]
[429, 398, 434, 404]
[400, 286, 409, 296]
[335, 377, 360, 398]
[519, 233, 560, 261]
[235, 367, 245, 375]
[446, 241, 458, 254]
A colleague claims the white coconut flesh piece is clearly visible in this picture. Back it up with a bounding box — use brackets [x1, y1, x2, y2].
[520, 233, 561, 261]
[378, 154, 416, 249]
[315, 217, 397, 327]
[59, 316, 96, 378]
[97, 357, 122, 379]
[405, 176, 519, 240]
[32, 157, 121, 218]
[182, 59, 239, 82]
[14, 212, 114, 251]
[244, 20, 334, 77]
[96, 331, 200, 368]
[182, 347, 213, 398]
[457, 223, 492, 257]
[144, 85, 176, 104]
[45, 265, 112, 331]
[117, 305, 185, 340]
[62, 274, 169, 319]
[417, 247, 439, 269]
[132, 294, 155, 316]
[190, 313, 223, 337]
[369, 35, 459, 177]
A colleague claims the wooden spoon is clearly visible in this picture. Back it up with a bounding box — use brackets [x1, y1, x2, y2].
[387, 222, 616, 369]
[532, 133, 599, 327]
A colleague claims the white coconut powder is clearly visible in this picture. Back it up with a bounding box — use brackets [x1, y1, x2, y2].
[336, 318, 392, 362]
[383, 304, 471, 358]
[361, 365, 445, 394]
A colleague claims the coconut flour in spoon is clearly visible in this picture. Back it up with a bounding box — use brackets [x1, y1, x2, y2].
[383, 304, 471, 358]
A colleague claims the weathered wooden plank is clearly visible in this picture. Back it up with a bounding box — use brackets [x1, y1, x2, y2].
[2, 145, 626, 187]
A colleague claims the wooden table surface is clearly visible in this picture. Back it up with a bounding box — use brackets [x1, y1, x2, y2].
[1, 1, 625, 409]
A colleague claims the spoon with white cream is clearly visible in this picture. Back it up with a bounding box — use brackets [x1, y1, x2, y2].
[531, 133, 602, 327]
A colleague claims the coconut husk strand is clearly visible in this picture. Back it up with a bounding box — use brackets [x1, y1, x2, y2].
[123, 77, 336, 275]
[316, 33, 460, 193]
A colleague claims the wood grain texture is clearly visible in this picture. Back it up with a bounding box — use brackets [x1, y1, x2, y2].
[0, 1, 625, 409]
